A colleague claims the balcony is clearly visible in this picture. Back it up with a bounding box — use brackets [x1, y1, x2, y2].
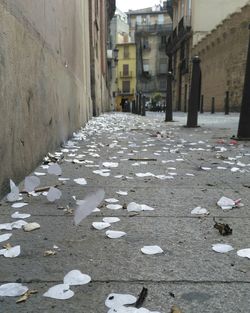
[119, 71, 133, 78]
[116, 88, 135, 96]
[135, 23, 173, 34]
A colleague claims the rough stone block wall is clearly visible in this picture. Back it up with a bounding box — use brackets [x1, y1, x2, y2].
[0, 0, 92, 196]
[193, 4, 250, 112]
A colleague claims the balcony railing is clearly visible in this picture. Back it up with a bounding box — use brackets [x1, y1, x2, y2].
[117, 88, 135, 96]
[120, 71, 133, 78]
[135, 23, 172, 34]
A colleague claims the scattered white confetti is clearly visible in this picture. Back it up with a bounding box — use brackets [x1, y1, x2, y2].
[93, 208, 101, 212]
[105, 293, 137, 308]
[48, 163, 62, 176]
[0, 283, 28, 297]
[217, 197, 235, 210]
[63, 270, 91, 285]
[231, 167, 240, 173]
[106, 230, 126, 239]
[23, 222, 40, 232]
[105, 198, 119, 203]
[103, 162, 119, 168]
[11, 202, 28, 209]
[11, 220, 28, 229]
[11, 212, 31, 219]
[74, 178, 87, 185]
[24, 176, 40, 192]
[237, 249, 250, 259]
[93, 170, 111, 177]
[0, 233, 12, 243]
[103, 217, 120, 224]
[191, 206, 209, 215]
[106, 204, 122, 210]
[2, 245, 21, 258]
[116, 191, 128, 196]
[7, 180, 19, 202]
[34, 172, 46, 176]
[47, 187, 62, 202]
[141, 245, 163, 255]
[136, 172, 155, 177]
[58, 177, 70, 181]
[212, 244, 234, 253]
[201, 167, 211, 171]
[43, 284, 74, 300]
[92, 222, 111, 230]
[127, 202, 155, 212]
[0, 223, 12, 231]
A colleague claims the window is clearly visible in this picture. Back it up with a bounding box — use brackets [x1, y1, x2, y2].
[143, 60, 149, 73]
[160, 80, 166, 89]
[123, 64, 129, 76]
[123, 46, 129, 58]
[136, 15, 142, 25]
[143, 37, 149, 49]
[159, 60, 167, 74]
[157, 14, 164, 24]
[161, 36, 166, 46]
[122, 80, 130, 93]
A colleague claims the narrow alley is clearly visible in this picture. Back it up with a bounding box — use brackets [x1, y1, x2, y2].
[0, 112, 250, 312]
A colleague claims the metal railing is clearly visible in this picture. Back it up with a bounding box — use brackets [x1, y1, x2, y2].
[119, 71, 133, 78]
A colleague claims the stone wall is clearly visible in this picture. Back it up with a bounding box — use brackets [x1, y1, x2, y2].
[0, 0, 92, 195]
[193, 3, 250, 112]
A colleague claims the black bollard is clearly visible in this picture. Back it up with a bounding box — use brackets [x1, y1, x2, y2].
[165, 71, 173, 122]
[200, 95, 204, 113]
[186, 56, 201, 127]
[138, 92, 142, 115]
[135, 94, 139, 114]
[141, 95, 146, 116]
[237, 25, 250, 139]
[225, 91, 229, 115]
[211, 97, 215, 114]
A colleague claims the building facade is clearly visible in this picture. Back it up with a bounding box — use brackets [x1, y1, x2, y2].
[0, 0, 115, 196]
[115, 43, 137, 111]
[166, 0, 249, 111]
[127, 4, 172, 108]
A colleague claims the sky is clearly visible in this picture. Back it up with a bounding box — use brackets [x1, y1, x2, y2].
[116, 0, 162, 13]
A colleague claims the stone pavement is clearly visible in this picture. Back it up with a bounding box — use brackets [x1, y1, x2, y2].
[0, 112, 250, 313]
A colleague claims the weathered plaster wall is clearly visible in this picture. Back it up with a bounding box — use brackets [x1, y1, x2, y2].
[0, 0, 92, 195]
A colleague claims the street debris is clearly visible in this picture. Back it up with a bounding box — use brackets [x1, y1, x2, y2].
[217, 197, 244, 210]
[92, 222, 111, 230]
[7, 180, 20, 202]
[106, 230, 126, 239]
[191, 206, 209, 215]
[16, 290, 38, 303]
[24, 176, 40, 192]
[106, 204, 123, 210]
[237, 249, 250, 259]
[11, 212, 31, 219]
[43, 250, 57, 256]
[0, 233, 12, 243]
[63, 270, 91, 285]
[212, 244, 234, 253]
[135, 287, 148, 308]
[127, 202, 155, 212]
[0, 245, 21, 258]
[171, 305, 183, 313]
[74, 189, 105, 225]
[0, 283, 28, 297]
[103, 217, 120, 224]
[43, 284, 74, 300]
[141, 246, 163, 255]
[23, 222, 40, 232]
[11, 202, 28, 208]
[73, 178, 87, 185]
[213, 218, 232, 236]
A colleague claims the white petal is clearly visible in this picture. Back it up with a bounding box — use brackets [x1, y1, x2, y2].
[103, 162, 119, 168]
[106, 230, 126, 239]
[116, 190, 128, 196]
[34, 172, 46, 176]
[11, 212, 31, 219]
[105, 293, 137, 308]
[141, 245, 163, 255]
[74, 178, 87, 185]
[23, 222, 40, 232]
[7, 180, 19, 202]
[0, 223, 13, 230]
[43, 284, 74, 300]
[11, 220, 28, 229]
[58, 177, 70, 181]
[0, 283, 28, 297]
[127, 202, 155, 212]
[47, 187, 62, 202]
[103, 217, 120, 224]
[11, 202, 28, 209]
[24, 176, 40, 192]
[0, 233, 12, 243]
[92, 222, 111, 230]
[4, 245, 21, 258]
[63, 270, 91, 286]
[191, 206, 209, 215]
[212, 244, 234, 253]
[217, 197, 235, 210]
[47, 164, 62, 176]
[106, 204, 122, 210]
[105, 198, 119, 203]
[237, 249, 250, 259]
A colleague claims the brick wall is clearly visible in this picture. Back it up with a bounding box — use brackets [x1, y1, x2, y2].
[193, 4, 250, 112]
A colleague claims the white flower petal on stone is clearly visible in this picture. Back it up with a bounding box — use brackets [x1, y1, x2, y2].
[237, 248, 250, 259]
[201, 167, 211, 171]
[34, 171, 46, 176]
[106, 204, 122, 210]
[105, 293, 137, 308]
[106, 230, 126, 239]
[0, 223, 13, 230]
[212, 244, 234, 253]
[74, 178, 87, 185]
[116, 190, 128, 196]
[47, 187, 62, 202]
[58, 177, 70, 181]
[11, 212, 31, 219]
[47, 164, 62, 176]
[43, 284, 74, 300]
[217, 197, 235, 210]
[92, 222, 111, 230]
[24, 176, 40, 192]
[0, 233, 12, 243]
[105, 198, 119, 203]
[11, 202, 28, 209]
[103, 217, 120, 224]
[0, 283, 28, 297]
[136, 172, 155, 177]
[23, 222, 40, 232]
[141, 245, 163, 255]
[11, 220, 28, 229]
[127, 202, 154, 212]
[3, 245, 21, 258]
[191, 206, 209, 215]
[63, 270, 91, 286]
[103, 162, 119, 168]
[93, 207, 101, 212]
